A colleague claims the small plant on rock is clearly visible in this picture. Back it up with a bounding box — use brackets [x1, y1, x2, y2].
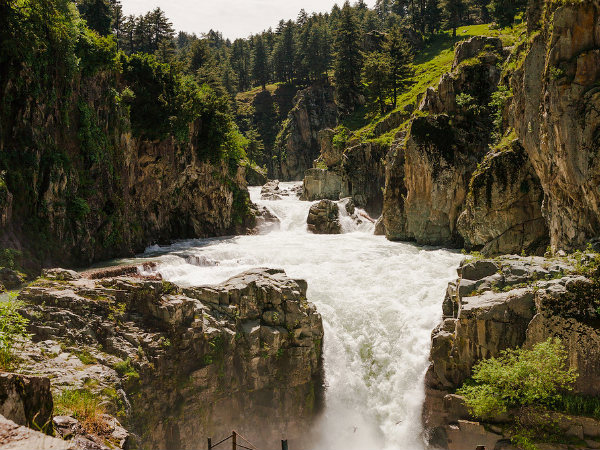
[54, 389, 109, 435]
[0, 298, 30, 371]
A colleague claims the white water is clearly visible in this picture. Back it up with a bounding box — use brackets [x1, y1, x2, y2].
[138, 183, 463, 450]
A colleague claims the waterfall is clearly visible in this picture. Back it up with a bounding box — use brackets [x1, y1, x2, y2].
[139, 182, 462, 450]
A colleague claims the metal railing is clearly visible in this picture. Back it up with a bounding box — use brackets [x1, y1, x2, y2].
[207, 430, 288, 450]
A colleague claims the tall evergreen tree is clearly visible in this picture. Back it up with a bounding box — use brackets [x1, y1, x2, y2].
[334, 2, 363, 114]
[362, 51, 393, 113]
[442, 0, 466, 36]
[384, 26, 413, 108]
[252, 35, 269, 89]
[490, 0, 524, 26]
[231, 39, 251, 91]
[76, 0, 112, 35]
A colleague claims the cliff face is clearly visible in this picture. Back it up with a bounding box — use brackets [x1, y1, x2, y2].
[381, 37, 505, 247]
[16, 266, 324, 449]
[274, 84, 338, 181]
[457, 139, 548, 255]
[510, 0, 600, 251]
[0, 72, 254, 269]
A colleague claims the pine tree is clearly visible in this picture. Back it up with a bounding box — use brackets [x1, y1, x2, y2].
[334, 2, 364, 114]
[308, 22, 331, 82]
[424, 0, 442, 34]
[490, 0, 524, 26]
[231, 39, 251, 91]
[383, 26, 413, 108]
[76, 0, 112, 35]
[442, 0, 466, 37]
[252, 35, 269, 89]
[362, 52, 393, 114]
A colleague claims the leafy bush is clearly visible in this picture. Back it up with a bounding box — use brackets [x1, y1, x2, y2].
[457, 338, 577, 419]
[75, 27, 117, 76]
[0, 299, 30, 371]
[113, 357, 139, 381]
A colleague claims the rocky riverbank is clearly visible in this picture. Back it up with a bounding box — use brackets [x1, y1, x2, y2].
[2, 265, 324, 449]
[423, 254, 600, 449]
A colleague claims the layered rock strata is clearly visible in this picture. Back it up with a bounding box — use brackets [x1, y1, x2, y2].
[15, 266, 324, 449]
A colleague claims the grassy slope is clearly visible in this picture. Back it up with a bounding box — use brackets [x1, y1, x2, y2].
[342, 22, 527, 146]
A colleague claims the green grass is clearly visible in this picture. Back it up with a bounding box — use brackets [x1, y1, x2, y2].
[343, 22, 527, 144]
[54, 389, 108, 434]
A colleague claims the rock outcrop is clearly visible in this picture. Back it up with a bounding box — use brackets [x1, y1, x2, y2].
[457, 138, 548, 255]
[0, 71, 255, 269]
[510, 0, 600, 251]
[382, 37, 505, 247]
[275, 84, 338, 181]
[301, 169, 344, 202]
[0, 415, 77, 450]
[423, 255, 600, 448]
[307, 200, 342, 234]
[15, 267, 324, 449]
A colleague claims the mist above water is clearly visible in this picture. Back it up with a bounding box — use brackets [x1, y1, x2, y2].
[139, 183, 462, 450]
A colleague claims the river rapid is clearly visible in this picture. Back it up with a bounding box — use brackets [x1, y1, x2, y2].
[131, 182, 463, 450]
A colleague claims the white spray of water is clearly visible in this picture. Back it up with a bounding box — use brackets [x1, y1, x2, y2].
[137, 182, 463, 450]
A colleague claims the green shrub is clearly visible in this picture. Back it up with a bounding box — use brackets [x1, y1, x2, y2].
[113, 357, 139, 381]
[457, 338, 577, 419]
[0, 299, 30, 371]
[75, 27, 117, 76]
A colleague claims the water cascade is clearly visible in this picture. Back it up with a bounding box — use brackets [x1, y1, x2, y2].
[138, 182, 463, 450]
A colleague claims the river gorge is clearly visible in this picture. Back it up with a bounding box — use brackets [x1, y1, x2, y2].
[111, 183, 462, 450]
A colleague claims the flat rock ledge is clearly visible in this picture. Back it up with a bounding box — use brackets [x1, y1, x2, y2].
[10, 266, 324, 450]
[423, 255, 600, 449]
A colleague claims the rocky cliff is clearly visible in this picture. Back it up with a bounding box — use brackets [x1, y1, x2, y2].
[510, 0, 600, 252]
[13, 266, 324, 449]
[381, 37, 506, 247]
[423, 255, 600, 449]
[274, 84, 338, 181]
[0, 70, 255, 270]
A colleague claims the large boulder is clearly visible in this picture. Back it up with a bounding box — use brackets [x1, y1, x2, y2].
[0, 415, 76, 450]
[0, 374, 53, 433]
[306, 200, 341, 234]
[301, 169, 344, 202]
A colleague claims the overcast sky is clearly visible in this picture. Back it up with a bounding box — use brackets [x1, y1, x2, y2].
[121, 0, 377, 40]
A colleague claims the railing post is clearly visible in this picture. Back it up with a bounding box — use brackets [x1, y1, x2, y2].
[208, 438, 212, 450]
[232, 431, 237, 450]
[281, 439, 288, 450]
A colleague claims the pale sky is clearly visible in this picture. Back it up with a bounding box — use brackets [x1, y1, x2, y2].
[121, 0, 377, 40]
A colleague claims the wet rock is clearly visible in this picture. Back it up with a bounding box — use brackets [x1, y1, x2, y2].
[307, 200, 341, 234]
[254, 206, 280, 232]
[260, 180, 281, 200]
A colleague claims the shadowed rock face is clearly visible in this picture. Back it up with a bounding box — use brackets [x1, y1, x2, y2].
[457, 139, 549, 256]
[510, 1, 600, 251]
[275, 85, 338, 181]
[0, 374, 53, 434]
[16, 267, 324, 450]
[423, 255, 600, 449]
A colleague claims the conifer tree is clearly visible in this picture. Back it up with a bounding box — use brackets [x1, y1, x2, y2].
[362, 51, 392, 114]
[252, 35, 269, 89]
[76, 0, 112, 35]
[442, 0, 465, 37]
[383, 26, 413, 108]
[334, 2, 364, 114]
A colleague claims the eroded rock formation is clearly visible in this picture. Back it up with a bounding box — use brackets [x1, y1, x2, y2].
[274, 85, 338, 181]
[15, 267, 324, 449]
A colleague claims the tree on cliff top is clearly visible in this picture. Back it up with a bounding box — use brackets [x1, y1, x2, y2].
[252, 35, 269, 90]
[334, 2, 364, 115]
[383, 26, 413, 109]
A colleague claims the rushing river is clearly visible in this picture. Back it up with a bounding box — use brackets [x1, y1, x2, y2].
[131, 182, 462, 450]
